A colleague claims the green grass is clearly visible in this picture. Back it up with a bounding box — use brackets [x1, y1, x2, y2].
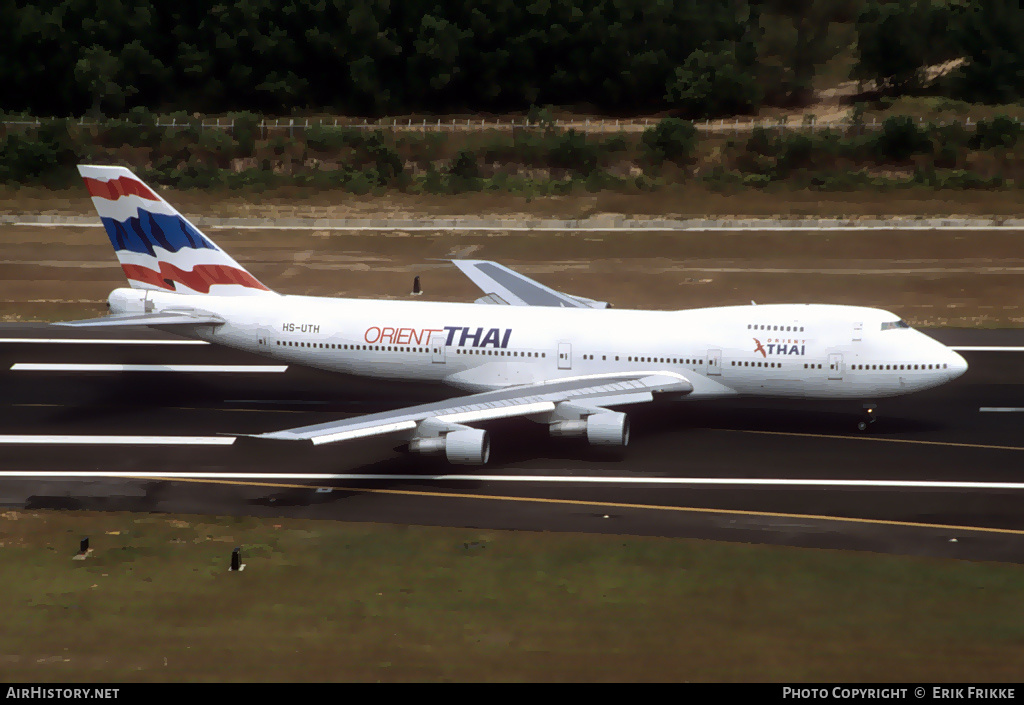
[2, 510, 1023, 681]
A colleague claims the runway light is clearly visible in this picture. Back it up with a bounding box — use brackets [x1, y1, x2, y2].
[229, 546, 245, 572]
[950, 538, 958, 543]
[411, 275, 422, 296]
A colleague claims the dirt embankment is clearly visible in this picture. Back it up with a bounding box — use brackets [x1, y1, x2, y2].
[5, 183, 1024, 222]
[2, 224, 1021, 328]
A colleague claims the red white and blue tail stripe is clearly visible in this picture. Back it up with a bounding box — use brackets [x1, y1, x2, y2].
[78, 165, 272, 296]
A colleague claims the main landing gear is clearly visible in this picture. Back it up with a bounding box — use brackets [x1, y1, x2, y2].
[857, 402, 877, 432]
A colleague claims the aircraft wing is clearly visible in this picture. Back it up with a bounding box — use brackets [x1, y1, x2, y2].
[251, 371, 691, 446]
[55, 311, 225, 327]
[452, 259, 610, 308]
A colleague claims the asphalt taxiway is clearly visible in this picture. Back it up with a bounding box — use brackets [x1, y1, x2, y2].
[2, 323, 1024, 562]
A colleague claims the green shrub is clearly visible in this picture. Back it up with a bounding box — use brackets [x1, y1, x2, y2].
[305, 124, 349, 153]
[549, 130, 599, 175]
[230, 112, 261, 157]
[775, 133, 815, 175]
[0, 133, 58, 182]
[972, 115, 1023, 150]
[363, 133, 403, 182]
[447, 149, 479, 180]
[641, 118, 697, 164]
[932, 169, 1000, 189]
[421, 163, 444, 194]
[746, 126, 777, 156]
[874, 115, 932, 161]
[197, 128, 237, 167]
[345, 169, 374, 195]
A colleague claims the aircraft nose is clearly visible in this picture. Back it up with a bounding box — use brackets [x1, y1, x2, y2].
[946, 349, 968, 380]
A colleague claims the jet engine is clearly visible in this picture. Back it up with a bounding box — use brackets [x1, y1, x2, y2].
[408, 424, 490, 465]
[585, 412, 630, 447]
[443, 428, 490, 465]
[548, 408, 630, 448]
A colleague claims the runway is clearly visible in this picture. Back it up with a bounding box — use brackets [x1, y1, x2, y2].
[2, 322, 1024, 562]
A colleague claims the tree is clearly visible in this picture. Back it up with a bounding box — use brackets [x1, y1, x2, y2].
[74, 46, 130, 117]
[950, 0, 1024, 104]
[756, 0, 861, 105]
[854, 1, 955, 94]
[666, 47, 761, 117]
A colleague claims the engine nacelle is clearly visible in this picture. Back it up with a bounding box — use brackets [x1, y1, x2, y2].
[444, 428, 490, 465]
[585, 412, 630, 447]
[409, 426, 490, 465]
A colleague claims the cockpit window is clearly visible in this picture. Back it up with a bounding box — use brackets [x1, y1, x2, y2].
[880, 320, 910, 331]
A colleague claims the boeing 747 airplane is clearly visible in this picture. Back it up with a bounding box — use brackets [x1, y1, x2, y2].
[60, 165, 968, 464]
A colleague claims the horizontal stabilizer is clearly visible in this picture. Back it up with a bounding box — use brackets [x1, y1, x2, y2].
[453, 259, 610, 308]
[55, 311, 225, 327]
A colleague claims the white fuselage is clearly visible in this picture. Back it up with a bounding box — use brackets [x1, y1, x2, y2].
[110, 288, 967, 400]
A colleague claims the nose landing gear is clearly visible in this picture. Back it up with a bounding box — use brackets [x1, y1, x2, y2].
[857, 403, 877, 432]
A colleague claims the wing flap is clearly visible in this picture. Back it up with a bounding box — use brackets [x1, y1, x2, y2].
[252, 371, 690, 446]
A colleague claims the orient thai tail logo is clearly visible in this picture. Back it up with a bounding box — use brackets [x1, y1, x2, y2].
[79, 169, 270, 294]
[753, 338, 767, 357]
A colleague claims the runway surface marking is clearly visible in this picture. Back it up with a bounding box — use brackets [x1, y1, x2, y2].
[0, 338, 208, 345]
[0, 436, 235, 445]
[9, 402, 314, 414]
[717, 428, 1024, 452]
[4, 470, 1024, 490]
[46, 473, 1024, 539]
[979, 407, 1024, 412]
[10, 363, 288, 373]
[952, 346, 1024, 352]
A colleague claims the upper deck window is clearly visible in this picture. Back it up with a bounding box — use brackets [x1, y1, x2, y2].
[881, 320, 910, 331]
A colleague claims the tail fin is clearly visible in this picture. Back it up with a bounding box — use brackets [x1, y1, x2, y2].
[78, 165, 273, 296]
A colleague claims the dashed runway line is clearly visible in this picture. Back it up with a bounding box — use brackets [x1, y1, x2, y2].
[0, 436, 234, 446]
[0, 338, 208, 345]
[10, 363, 287, 373]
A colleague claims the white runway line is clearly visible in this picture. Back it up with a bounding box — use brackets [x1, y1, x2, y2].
[979, 408, 1024, 412]
[0, 338, 208, 345]
[0, 471, 1023, 490]
[10, 363, 287, 373]
[0, 436, 235, 446]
